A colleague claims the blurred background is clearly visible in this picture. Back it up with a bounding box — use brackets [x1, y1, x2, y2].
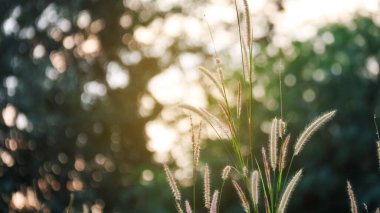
[0, 0, 380, 212]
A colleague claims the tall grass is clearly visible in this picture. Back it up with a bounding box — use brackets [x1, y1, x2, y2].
[164, 0, 337, 212]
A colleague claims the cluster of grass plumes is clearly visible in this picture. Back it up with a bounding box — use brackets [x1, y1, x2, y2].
[164, 0, 337, 212]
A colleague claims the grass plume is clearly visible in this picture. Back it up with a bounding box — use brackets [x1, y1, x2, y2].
[176, 202, 184, 213]
[250, 170, 259, 206]
[210, 190, 219, 213]
[180, 104, 231, 140]
[190, 117, 202, 168]
[279, 134, 291, 172]
[294, 111, 336, 156]
[232, 180, 250, 213]
[277, 169, 303, 213]
[164, 164, 181, 201]
[185, 200, 192, 213]
[261, 147, 272, 190]
[346, 181, 358, 213]
[278, 119, 286, 138]
[270, 118, 279, 171]
[200, 108, 232, 140]
[199, 66, 224, 97]
[204, 164, 211, 209]
[242, 0, 251, 48]
[222, 165, 232, 181]
[237, 82, 242, 119]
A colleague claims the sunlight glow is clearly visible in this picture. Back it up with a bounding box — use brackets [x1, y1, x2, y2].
[2, 104, 17, 127]
[11, 192, 26, 209]
[275, 0, 380, 41]
[80, 35, 100, 55]
[33, 44, 46, 59]
[1, 150, 15, 167]
[10, 188, 41, 210]
[146, 121, 177, 153]
[106, 62, 130, 89]
[49, 51, 67, 73]
[77, 10, 91, 29]
[143, 0, 379, 162]
[366, 57, 380, 76]
[16, 113, 28, 130]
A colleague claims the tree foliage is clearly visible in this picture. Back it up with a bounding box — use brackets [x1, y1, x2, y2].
[0, 0, 201, 212]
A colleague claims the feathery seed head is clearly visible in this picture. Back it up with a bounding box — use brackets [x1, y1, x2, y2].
[261, 147, 272, 190]
[237, 82, 242, 119]
[176, 202, 184, 213]
[194, 124, 202, 167]
[200, 108, 232, 140]
[222, 165, 232, 180]
[180, 104, 231, 140]
[190, 116, 200, 168]
[234, 0, 251, 82]
[278, 119, 286, 138]
[347, 181, 358, 213]
[242, 43, 250, 82]
[232, 180, 250, 213]
[204, 164, 211, 209]
[185, 200, 192, 213]
[294, 110, 336, 156]
[164, 164, 181, 201]
[199, 66, 224, 97]
[218, 103, 236, 139]
[215, 56, 224, 82]
[242, 0, 251, 48]
[210, 190, 219, 213]
[243, 166, 248, 177]
[270, 117, 279, 171]
[279, 134, 291, 172]
[180, 105, 208, 121]
[250, 170, 259, 205]
[277, 169, 303, 213]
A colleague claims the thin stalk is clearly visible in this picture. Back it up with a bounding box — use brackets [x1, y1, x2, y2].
[233, 0, 249, 171]
[374, 114, 380, 141]
[193, 167, 196, 211]
[276, 169, 283, 208]
[218, 180, 226, 212]
[272, 170, 278, 213]
[275, 137, 284, 209]
[255, 158, 272, 213]
[270, 184, 274, 213]
[248, 47, 254, 169]
[235, 0, 247, 83]
[278, 69, 283, 120]
[284, 155, 295, 184]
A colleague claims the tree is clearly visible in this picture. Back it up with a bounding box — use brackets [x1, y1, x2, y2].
[0, 0, 203, 211]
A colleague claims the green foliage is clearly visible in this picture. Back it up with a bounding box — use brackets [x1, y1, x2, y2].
[0, 0, 197, 212]
[260, 17, 380, 212]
